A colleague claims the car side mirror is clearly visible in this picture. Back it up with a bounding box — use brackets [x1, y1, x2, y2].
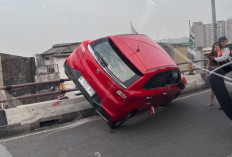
[209, 62, 232, 120]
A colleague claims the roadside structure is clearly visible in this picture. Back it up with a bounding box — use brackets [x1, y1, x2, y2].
[159, 42, 190, 72]
[35, 42, 81, 89]
[0, 53, 36, 108]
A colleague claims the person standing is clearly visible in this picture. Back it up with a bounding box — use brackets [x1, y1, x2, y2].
[206, 42, 221, 106]
[215, 36, 232, 65]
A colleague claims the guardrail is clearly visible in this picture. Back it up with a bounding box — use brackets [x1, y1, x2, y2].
[176, 59, 207, 73]
[0, 59, 207, 108]
[0, 79, 80, 105]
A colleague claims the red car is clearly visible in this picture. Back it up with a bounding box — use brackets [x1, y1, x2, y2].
[64, 34, 186, 129]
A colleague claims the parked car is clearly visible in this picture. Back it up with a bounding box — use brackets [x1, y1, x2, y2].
[64, 34, 186, 129]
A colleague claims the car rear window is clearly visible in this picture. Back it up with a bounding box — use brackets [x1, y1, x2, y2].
[143, 69, 181, 89]
[90, 38, 141, 88]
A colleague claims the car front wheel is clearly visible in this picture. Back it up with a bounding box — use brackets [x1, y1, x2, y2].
[107, 110, 137, 129]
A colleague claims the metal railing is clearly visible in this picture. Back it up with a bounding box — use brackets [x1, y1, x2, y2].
[176, 59, 207, 73]
[0, 79, 79, 104]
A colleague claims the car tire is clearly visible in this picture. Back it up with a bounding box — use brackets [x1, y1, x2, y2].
[161, 93, 180, 106]
[161, 100, 172, 106]
[108, 121, 120, 129]
[107, 110, 137, 129]
[108, 114, 130, 129]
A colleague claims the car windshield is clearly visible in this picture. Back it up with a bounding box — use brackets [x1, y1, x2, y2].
[90, 38, 141, 87]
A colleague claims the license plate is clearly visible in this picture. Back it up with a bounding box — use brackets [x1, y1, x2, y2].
[78, 76, 95, 97]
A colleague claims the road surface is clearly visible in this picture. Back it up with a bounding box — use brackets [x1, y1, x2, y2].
[1, 89, 232, 157]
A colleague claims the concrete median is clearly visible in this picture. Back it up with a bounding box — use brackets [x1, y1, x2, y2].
[183, 74, 206, 93]
[0, 95, 95, 135]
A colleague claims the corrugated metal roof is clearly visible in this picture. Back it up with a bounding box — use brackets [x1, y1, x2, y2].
[41, 42, 81, 56]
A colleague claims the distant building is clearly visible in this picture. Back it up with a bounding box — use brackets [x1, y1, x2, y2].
[36, 42, 81, 88]
[159, 43, 189, 72]
[192, 22, 204, 48]
[226, 18, 232, 42]
[217, 21, 226, 39]
[36, 42, 80, 79]
[203, 23, 214, 48]
[158, 37, 189, 45]
[191, 18, 232, 48]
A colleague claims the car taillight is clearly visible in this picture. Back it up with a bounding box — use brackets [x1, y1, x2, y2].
[114, 90, 134, 103]
[81, 43, 86, 53]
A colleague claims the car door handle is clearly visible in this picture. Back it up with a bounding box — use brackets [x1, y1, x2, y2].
[145, 97, 152, 100]
[163, 93, 168, 96]
[145, 97, 153, 105]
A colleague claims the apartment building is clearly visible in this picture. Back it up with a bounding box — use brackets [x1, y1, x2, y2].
[192, 18, 231, 48]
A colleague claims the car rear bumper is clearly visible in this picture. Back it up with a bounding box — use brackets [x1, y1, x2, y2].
[64, 60, 111, 122]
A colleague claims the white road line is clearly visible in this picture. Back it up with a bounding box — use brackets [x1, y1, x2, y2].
[174, 89, 210, 101]
[0, 116, 100, 143]
[0, 90, 210, 143]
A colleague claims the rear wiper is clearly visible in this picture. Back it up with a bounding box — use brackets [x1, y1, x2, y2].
[94, 50, 108, 67]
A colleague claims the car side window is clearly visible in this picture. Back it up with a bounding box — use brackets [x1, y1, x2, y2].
[143, 69, 181, 89]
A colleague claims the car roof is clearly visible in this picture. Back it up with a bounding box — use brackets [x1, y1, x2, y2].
[109, 34, 177, 74]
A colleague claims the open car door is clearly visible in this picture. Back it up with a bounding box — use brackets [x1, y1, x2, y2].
[209, 62, 232, 120]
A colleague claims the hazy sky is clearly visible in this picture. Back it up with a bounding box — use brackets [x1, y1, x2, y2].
[0, 0, 232, 57]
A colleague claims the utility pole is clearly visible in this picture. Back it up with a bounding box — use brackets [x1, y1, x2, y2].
[211, 0, 217, 42]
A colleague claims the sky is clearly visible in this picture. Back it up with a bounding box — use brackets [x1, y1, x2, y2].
[0, 0, 232, 57]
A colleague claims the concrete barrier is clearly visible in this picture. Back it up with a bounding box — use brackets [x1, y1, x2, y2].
[183, 74, 206, 93]
[0, 74, 207, 134]
[0, 95, 95, 134]
[0, 110, 7, 126]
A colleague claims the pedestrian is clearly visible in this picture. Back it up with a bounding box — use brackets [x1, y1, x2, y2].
[206, 41, 221, 106]
[214, 36, 232, 65]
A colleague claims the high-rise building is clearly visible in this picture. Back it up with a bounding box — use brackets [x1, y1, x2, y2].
[191, 18, 231, 48]
[191, 22, 204, 48]
[203, 23, 214, 47]
[217, 21, 226, 38]
[226, 18, 232, 42]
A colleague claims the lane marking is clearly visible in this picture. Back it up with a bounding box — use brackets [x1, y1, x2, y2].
[0, 116, 100, 143]
[174, 89, 210, 102]
[0, 89, 210, 143]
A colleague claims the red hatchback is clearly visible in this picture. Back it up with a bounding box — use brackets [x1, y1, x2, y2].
[64, 34, 186, 129]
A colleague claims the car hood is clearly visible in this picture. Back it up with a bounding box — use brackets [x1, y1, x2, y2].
[110, 35, 176, 74]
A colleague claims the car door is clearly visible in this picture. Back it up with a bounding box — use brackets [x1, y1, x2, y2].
[137, 69, 181, 110]
[142, 87, 171, 108]
[209, 62, 232, 120]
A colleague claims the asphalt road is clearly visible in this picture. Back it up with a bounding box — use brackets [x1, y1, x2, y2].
[1, 89, 232, 157]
